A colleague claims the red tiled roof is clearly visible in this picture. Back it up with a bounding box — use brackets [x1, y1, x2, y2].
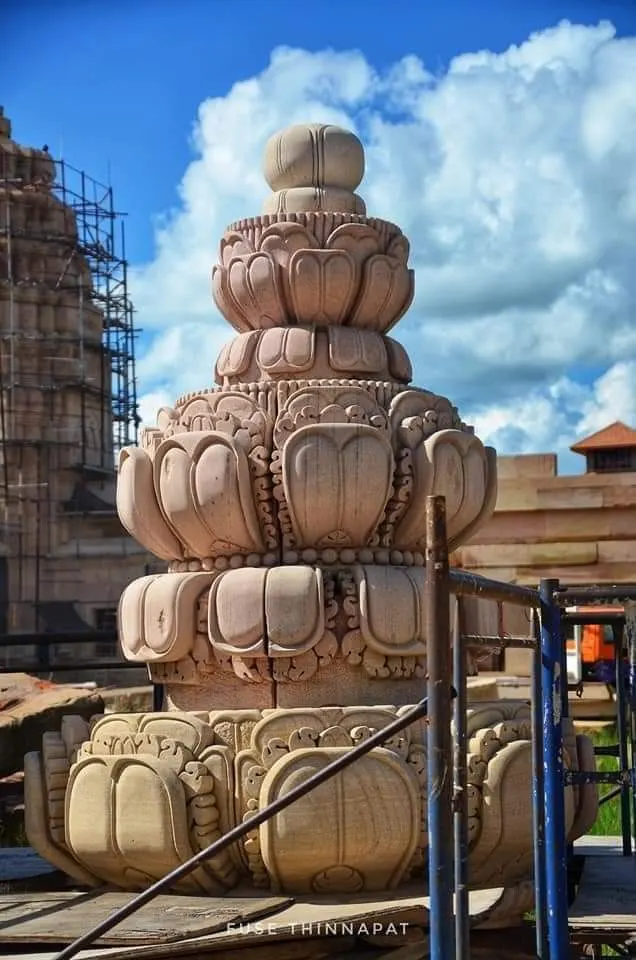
[570, 421, 636, 453]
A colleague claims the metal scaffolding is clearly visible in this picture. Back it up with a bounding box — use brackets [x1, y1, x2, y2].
[0, 142, 140, 642]
[52, 158, 139, 456]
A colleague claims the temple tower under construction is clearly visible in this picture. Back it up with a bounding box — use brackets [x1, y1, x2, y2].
[0, 106, 153, 668]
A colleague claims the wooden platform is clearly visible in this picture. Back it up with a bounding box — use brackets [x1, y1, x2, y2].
[570, 853, 636, 944]
[487, 673, 618, 721]
[0, 879, 537, 959]
[573, 834, 629, 857]
[3, 837, 636, 958]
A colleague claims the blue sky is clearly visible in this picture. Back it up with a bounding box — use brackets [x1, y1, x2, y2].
[4, 0, 636, 471]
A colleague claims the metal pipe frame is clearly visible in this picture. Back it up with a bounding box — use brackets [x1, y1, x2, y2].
[613, 621, 633, 855]
[556, 584, 636, 603]
[560, 593, 636, 861]
[427, 496, 455, 960]
[626, 603, 636, 855]
[453, 597, 470, 960]
[449, 568, 540, 608]
[461, 633, 536, 648]
[562, 612, 625, 627]
[540, 578, 570, 959]
[531, 609, 548, 959]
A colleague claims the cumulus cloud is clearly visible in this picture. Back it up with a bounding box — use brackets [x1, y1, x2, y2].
[130, 20, 636, 472]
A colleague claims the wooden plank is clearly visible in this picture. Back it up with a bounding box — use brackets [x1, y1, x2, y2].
[0, 890, 292, 946]
[0, 885, 515, 959]
[573, 835, 625, 857]
[108, 937, 356, 960]
[1, 941, 354, 960]
[374, 945, 429, 960]
[570, 854, 636, 932]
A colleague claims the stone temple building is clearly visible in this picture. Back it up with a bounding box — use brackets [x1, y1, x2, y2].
[453, 420, 636, 671]
[0, 107, 156, 679]
[453, 420, 636, 586]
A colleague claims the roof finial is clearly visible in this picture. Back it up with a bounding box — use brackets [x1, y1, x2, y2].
[262, 123, 365, 215]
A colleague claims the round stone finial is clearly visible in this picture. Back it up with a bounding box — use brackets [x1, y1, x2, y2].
[261, 123, 366, 216]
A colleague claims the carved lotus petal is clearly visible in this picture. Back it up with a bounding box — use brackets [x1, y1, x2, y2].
[137, 714, 216, 756]
[282, 424, 394, 548]
[119, 571, 213, 663]
[153, 432, 265, 558]
[389, 389, 461, 451]
[447, 444, 497, 551]
[273, 385, 389, 448]
[215, 330, 260, 382]
[156, 407, 179, 432]
[117, 448, 183, 560]
[246, 710, 329, 757]
[258, 221, 318, 265]
[326, 222, 382, 266]
[209, 568, 267, 657]
[212, 263, 251, 333]
[265, 566, 325, 657]
[349, 255, 414, 332]
[355, 565, 427, 658]
[66, 756, 208, 892]
[392, 428, 496, 551]
[228, 253, 286, 329]
[288, 249, 357, 325]
[208, 566, 325, 658]
[385, 337, 413, 382]
[256, 327, 314, 374]
[220, 231, 254, 266]
[327, 327, 385, 373]
[259, 747, 419, 893]
[175, 398, 218, 434]
[387, 234, 410, 264]
[212, 254, 286, 333]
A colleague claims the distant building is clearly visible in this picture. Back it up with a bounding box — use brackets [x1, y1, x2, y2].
[452, 421, 636, 670]
[452, 420, 636, 587]
[570, 421, 636, 475]
[0, 107, 158, 680]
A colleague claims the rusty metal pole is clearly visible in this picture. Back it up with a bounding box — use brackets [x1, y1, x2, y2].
[453, 596, 469, 960]
[426, 495, 454, 960]
[626, 602, 636, 854]
[540, 577, 569, 960]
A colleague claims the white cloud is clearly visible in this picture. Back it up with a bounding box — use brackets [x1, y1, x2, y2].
[577, 361, 636, 434]
[130, 20, 636, 473]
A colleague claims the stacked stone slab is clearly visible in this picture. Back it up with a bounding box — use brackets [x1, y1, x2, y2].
[24, 123, 598, 924]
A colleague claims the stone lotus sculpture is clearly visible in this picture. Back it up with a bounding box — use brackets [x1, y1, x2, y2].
[24, 123, 597, 924]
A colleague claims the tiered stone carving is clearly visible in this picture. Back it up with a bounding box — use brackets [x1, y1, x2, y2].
[24, 123, 597, 924]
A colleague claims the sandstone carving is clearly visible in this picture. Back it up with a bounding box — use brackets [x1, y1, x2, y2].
[24, 122, 597, 927]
